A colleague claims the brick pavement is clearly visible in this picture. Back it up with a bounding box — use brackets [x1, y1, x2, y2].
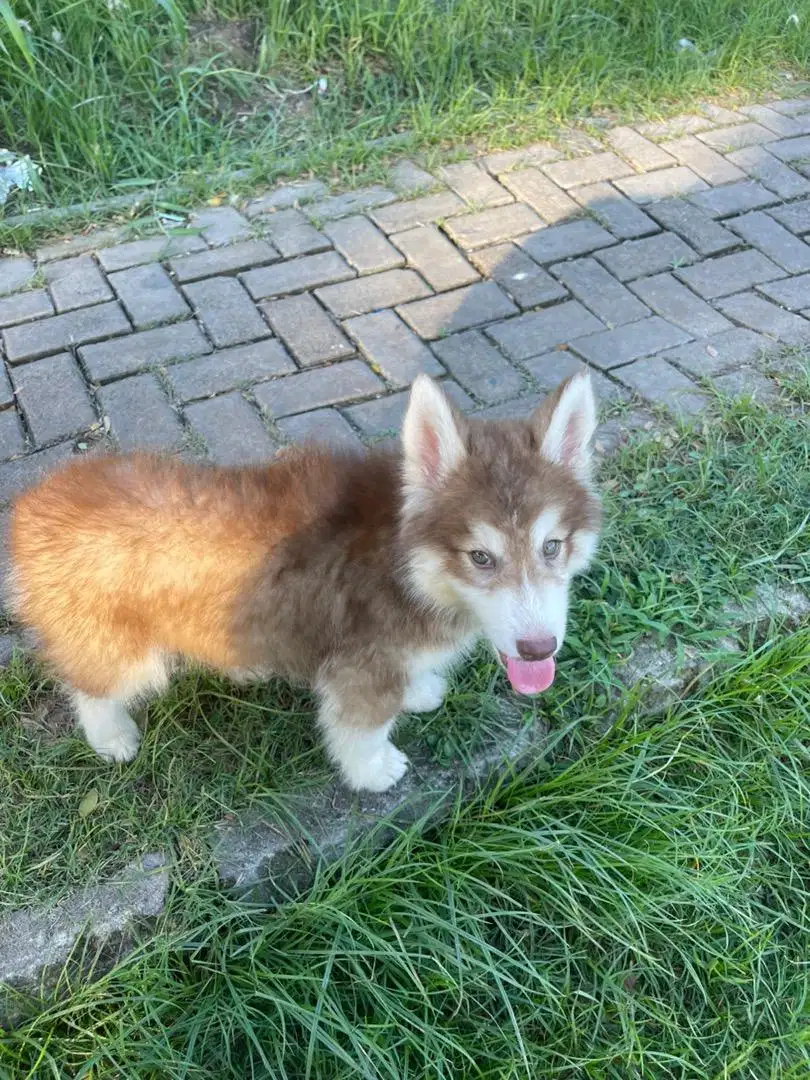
[2, 96, 810, 504]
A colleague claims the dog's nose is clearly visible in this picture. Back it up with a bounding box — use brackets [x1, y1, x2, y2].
[516, 635, 557, 661]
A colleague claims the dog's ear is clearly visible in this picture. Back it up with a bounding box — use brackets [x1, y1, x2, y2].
[402, 375, 466, 492]
[534, 369, 597, 481]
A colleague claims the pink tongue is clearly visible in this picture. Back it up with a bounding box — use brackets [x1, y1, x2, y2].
[506, 656, 556, 695]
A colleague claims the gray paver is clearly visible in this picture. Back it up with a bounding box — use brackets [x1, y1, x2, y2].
[0, 257, 35, 297]
[697, 123, 774, 151]
[389, 159, 438, 195]
[658, 136, 745, 185]
[98, 374, 183, 451]
[97, 234, 207, 273]
[185, 393, 277, 465]
[11, 353, 95, 445]
[391, 226, 479, 291]
[570, 316, 691, 369]
[550, 257, 649, 325]
[630, 273, 732, 337]
[370, 192, 466, 234]
[660, 327, 771, 376]
[253, 361, 382, 418]
[306, 186, 396, 222]
[316, 269, 430, 318]
[343, 310, 442, 387]
[3, 302, 130, 364]
[257, 209, 330, 258]
[439, 163, 513, 207]
[644, 198, 736, 255]
[481, 142, 561, 175]
[44, 255, 113, 312]
[571, 183, 658, 240]
[36, 227, 124, 263]
[712, 367, 778, 402]
[485, 300, 604, 360]
[763, 135, 810, 163]
[109, 263, 190, 329]
[614, 167, 709, 204]
[242, 252, 354, 301]
[170, 240, 279, 284]
[0, 409, 25, 461]
[768, 99, 810, 117]
[262, 294, 354, 367]
[499, 169, 579, 223]
[183, 277, 270, 348]
[727, 145, 810, 199]
[470, 243, 567, 308]
[80, 320, 211, 382]
[674, 250, 784, 299]
[519, 219, 616, 264]
[756, 273, 810, 310]
[726, 211, 810, 273]
[766, 198, 810, 234]
[0, 369, 15, 409]
[443, 203, 544, 249]
[431, 330, 525, 403]
[687, 180, 779, 218]
[0, 443, 73, 507]
[605, 126, 675, 171]
[635, 113, 716, 140]
[543, 152, 633, 190]
[595, 232, 697, 282]
[189, 206, 251, 247]
[397, 281, 517, 340]
[277, 408, 363, 449]
[614, 356, 706, 416]
[0, 290, 53, 329]
[343, 381, 473, 436]
[324, 216, 404, 275]
[715, 292, 810, 343]
[167, 340, 295, 402]
[243, 181, 328, 217]
[523, 352, 627, 402]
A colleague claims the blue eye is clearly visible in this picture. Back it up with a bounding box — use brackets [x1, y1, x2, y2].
[469, 550, 494, 568]
[542, 539, 562, 558]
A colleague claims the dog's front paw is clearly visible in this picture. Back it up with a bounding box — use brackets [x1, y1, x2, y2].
[346, 741, 409, 793]
[89, 717, 142, 763]
[402, 672, 447, 713]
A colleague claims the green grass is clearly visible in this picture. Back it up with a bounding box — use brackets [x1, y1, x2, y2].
[1, 0, 809, 211]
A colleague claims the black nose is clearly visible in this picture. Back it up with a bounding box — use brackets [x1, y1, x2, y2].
[516, 636, 557, 661]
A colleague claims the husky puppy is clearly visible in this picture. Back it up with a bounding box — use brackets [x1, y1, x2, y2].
[8, 372, 601, 792]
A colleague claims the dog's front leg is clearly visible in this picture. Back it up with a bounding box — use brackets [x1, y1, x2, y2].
[401, 669, 447, 713]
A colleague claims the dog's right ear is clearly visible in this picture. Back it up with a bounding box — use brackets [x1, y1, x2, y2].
[402, 375, 466, 493]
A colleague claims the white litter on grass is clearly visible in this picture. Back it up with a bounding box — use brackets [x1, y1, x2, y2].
[0, 150, 41, 206]
[787, 13, 800, 26]
[675, 38, 697, 52]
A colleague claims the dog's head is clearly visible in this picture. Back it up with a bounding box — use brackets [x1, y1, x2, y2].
[400, 372, 602, 695]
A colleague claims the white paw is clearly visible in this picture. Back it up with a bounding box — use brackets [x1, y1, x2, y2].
[345, 741, 409, 793]
[402, 672, 447, 713]
[88, 717, 141, 763]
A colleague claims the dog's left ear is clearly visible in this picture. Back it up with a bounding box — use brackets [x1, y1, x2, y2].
[402, 375, 467, 493]
[534, 370, 597, 481]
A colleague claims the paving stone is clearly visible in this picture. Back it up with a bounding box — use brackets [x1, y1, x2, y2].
[253, 360, 382, 418]
[697, 123, 774, 151]
[170, 240, 279, 284]
[766, 198, 810, 234]
[698, 103, 748, 126]
[470, 243, 567, 308]
[322, 215, 403, 276]
[0, 289, 53, 329]
[570, 316, 691, 370]
[277, 408, 363, 449]
[315, 269, 429, 319]
[481, 142, 562, 175]
[183, 277, 270, 348]
[0, 443, 73, 507]
[687, 180, 779, 218]
[0, 409, 25, 460]
[344, 381, 473, 435]
[571, 183, 658, 240]
[97, 234, 208, 273]
[391, 225, 479, 291]
[261, 294, 353, 367]
[523, 352, 627, 402]
[397, 281, 517, 340]
[443, 203, 544, 249]
[80, 320, 211, 382]
[756, 273, 810, 310]
[485, 300, 604, 360]
[371, 192, 466, 233]
[595, 232, 697, 282]
[726, 210, 810, 273]
[556, 131, 604, 156]
[768, 98, 810, 117]
[739, 104, 810, 137]
[343, 309, 442, 387]
[605, 126, 676, 171]
[712, 366, 779, 402]
[715, 292, 810, 343]
[109, 263, 190, 329]
[644, 199, 736, 255]
[167, 339, 295, 401]
[613, 356, 706, 416]
[257, 208, 330, 257]
[189, 206, 251, 246]
[673, 250, 784, 299]
[389, 159, 438, 195]
[757, 135, 810, 163]
[0, 257, 35, 297]
[36, 227, 124, 263]
[499, 169, 579, 223]
[0, 369, 15, 409]
[4, 302, 130, 364]
[659, 136, 745, 185]
[659, 327, 771, 376]
[431, 329, 525, 403]
[727, 145, 810, 199]
[439, 162, 513, 207]
[243, 181, 329, 217]
[98, 374, 183, 451]
[241, 251, 354, 300]
[519, 219, 615, 264]
[474, 393, 544, 421]
[614, 166, 709, 204]
[185, 393, 277, 465]
[636, 113, 716, 140]
[629, 273, 732, 337]
[11, 353, 95, 445]
[543, 152, 634, 190]
[550, 257, 648, 325]
[307, 186, 396, 222]
[43, 255, 113, 313]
